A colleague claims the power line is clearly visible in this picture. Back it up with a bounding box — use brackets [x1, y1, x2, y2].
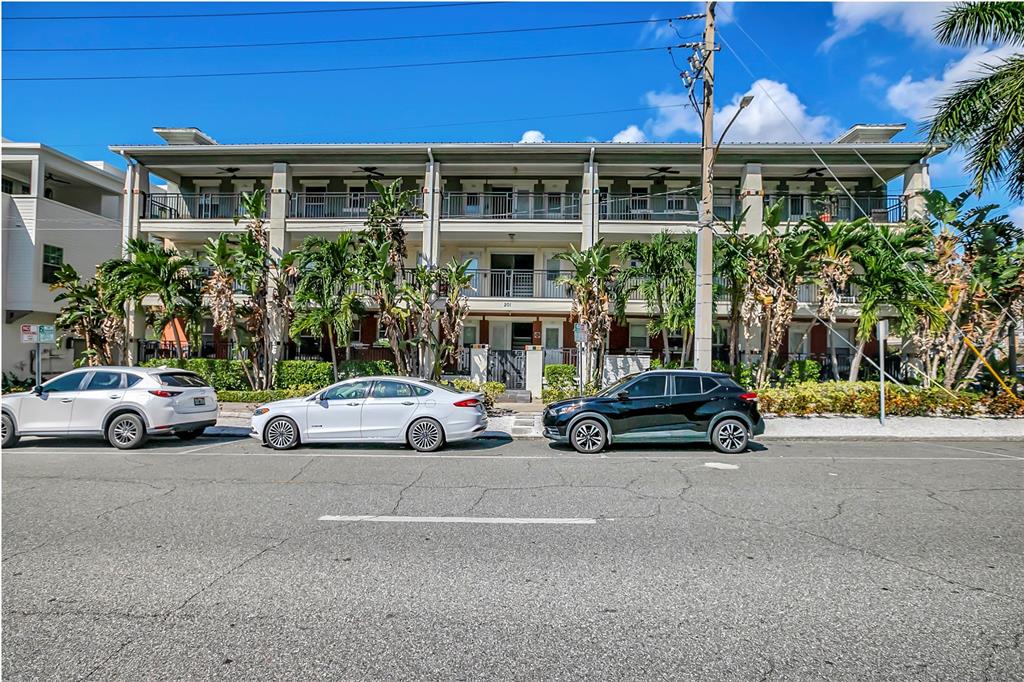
[2, 1, 496, 21]
[6, 45, 676, 82]
[4, 17, 689, 53]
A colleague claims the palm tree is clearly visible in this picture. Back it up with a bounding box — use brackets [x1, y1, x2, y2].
[365, 178, 425, 274]
[230, 189, 276, 389]
[927, 2, 1024, 199]
[714, 211, 754, 372]
[558, 240, 618, 388]
[105, 239, 200, 359]
[288, 234, 365, 381]
[49, 264, 105, 365]
[435, 258, 475, 377]
[618, 231, 696, 365]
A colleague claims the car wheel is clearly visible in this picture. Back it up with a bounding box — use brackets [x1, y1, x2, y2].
[712, 419, 749, 454]
[107, 413, 147, 450]
[175, 428, 205, 441]
[2, 413, 19, 448]
[407, 418, 444, 452]
[264, 417, 299, 450]
[570, 418, 606, 454]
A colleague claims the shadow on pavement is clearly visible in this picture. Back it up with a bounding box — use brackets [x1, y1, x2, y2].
[545, 440, 769, 455]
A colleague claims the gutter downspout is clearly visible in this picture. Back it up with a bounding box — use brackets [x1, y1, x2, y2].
[589, 147, 596, 246]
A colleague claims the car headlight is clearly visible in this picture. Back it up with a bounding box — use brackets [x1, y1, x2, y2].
[253, 407, 270, 416]
[554, 403, 582, 416]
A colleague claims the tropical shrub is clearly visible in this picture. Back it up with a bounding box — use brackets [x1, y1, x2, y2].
[758, 381, 1020, 417]
[218, 387, 315, 404]
[449, 379, 506, 411]
[274, 359, 395, 389]
[785, 359, 822, 384]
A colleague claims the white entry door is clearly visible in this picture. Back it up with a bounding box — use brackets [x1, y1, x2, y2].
[490, 322, 512, 351]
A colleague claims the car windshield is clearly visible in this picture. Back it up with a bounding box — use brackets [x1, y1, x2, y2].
[596, 374, 639, 397]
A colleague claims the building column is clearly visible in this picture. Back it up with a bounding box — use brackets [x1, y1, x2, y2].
[903, 161, 930, 220]
[268, 163, 291, 370]
[422, 159, 442, 265]
[29, 157, 46, 197]
[123, 164, 150, 366]
[525, 345, 544, 400]
[581, 159, 599, 248]
[739, 163, 763, 234]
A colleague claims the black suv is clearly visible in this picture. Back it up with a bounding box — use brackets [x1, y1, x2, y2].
[542, 370, 765, 454]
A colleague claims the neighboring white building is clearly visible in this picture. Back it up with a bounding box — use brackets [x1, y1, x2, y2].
[2, 140, 124, 378]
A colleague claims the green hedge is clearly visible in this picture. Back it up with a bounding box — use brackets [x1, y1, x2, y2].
[141, 358, 249, 391]
[447, 379, 506, 411]
[218, 388, 315, 404]
[143, 358, 395, 392]
[759, 381, 1024, 417]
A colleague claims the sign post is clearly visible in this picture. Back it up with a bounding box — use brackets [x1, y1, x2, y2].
[574, 323, 585, 392]
[21, 324, 56, 387]
[877, 320, 888, 426]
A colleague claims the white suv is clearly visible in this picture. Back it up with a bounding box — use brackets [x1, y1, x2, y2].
[1, 366, 218, 450]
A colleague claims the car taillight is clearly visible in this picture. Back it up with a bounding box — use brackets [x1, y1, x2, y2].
[148, 389, 182, 398]
[453, 398, 480, 408]
[739, 392, 758, 401]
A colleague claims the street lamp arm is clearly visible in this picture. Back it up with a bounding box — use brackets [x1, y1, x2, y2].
[710, 95, 753, 170]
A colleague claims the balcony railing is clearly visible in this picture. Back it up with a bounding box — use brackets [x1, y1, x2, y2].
[599, 192, 699, 221]
[442, 192, 580, 220]
[287, 191, 422, 219]
[146, 193, 267, 220]
[766, 194, 906, 223]
[714, 277, 858, 304]
[465, 269, 571, 298]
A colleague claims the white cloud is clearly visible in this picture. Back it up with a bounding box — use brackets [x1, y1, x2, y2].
[518, 130, 546, 144]
[886, 44, 1022, 121]
[716, 2, 735, 25]
[644, 79, 838, 142]
[820, 2, 949, 52]
[1010, 205, 1024, 230]
[611, 125, 648, 143]
[638, 4, 733, 45]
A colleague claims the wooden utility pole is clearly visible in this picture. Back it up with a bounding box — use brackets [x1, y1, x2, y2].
[693, 1, 716, 371]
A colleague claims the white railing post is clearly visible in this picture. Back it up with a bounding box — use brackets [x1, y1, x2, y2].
[470, 344, 489, 385]
[525, 345, 544, 401]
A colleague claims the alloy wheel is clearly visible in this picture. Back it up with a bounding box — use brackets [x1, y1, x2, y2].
[409, 420, 441, 451]
[1, 417, 7, 442]
[572, 421, 604, 453]
[112, 417, 139, 446]
[716, 421, 747, 451]
[267, 419, 296, 449]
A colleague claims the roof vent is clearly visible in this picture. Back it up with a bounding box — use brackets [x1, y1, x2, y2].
[832, 123, 906, 144]
[152, 127, 218, 145]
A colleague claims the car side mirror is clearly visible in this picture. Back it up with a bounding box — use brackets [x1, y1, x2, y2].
[617, 391, 630, 400]
[31, 385, 43, 395]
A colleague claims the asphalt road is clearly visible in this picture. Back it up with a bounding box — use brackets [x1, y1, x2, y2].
[3, 435, 1023, 681]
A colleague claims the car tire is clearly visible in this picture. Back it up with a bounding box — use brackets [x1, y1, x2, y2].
[2, 413, 19, 448]
[264, 417, 299, 450]
[175, 428, 205, 441]
[407, 418, 444, 452]
[107, 413, 148, 450]
[712, 418, 749, 454]
[570, 418, 606, 454]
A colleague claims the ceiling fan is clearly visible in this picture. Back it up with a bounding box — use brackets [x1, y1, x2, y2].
[216, 167, 241, 178]
[358, 166, 385, 178]
[44, 172, 70, 184]
[794, 167, 826, 178]
[645, 166, 681, 178]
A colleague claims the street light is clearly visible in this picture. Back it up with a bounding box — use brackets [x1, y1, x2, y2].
[711, 95, 754, 168]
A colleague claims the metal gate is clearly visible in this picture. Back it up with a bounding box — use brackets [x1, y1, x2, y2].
[487, 349, 526, 389]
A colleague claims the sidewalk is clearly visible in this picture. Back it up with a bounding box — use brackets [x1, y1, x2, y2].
[214, 403, 1024, 441]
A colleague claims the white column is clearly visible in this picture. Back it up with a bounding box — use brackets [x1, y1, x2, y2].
[581, 160, 599, 248]
[470, 344, 489, 385]
[422, 160, 442, 265]
[268, 163, 290, 369]
[29, 157, 46, 197]
[525, 345, 544, 400]
[123, 164, 150, 366]
[739, 163, 763, 234]
[903, 162, 930, 220]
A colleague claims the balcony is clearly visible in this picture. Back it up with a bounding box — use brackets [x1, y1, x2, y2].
[767, 194, 906, 223]
[599, 193, 740, 222]
[146, 193, 266, 220]
[287, 191, 422, 219]
[465, 269, 571, 298]
[442, 192, 580, 220]
[714, 277, 859, 305]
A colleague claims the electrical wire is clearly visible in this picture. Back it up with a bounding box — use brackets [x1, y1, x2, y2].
[2, 2, 497, 21]
[3, 18, 692, 53]
[6, 45, 676, 82]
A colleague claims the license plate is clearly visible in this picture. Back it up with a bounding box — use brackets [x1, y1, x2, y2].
[193, 397, 205, 406]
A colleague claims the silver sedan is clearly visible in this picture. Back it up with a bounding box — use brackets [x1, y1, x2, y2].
[250, 376, 488, 452]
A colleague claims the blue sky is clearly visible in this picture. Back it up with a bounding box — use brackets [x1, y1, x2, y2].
[2, 1, 1021, 221]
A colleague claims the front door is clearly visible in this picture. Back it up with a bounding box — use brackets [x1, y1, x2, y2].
[490, 322, 511, 351]
[19, 371, 87, 433]
[511, 323, 533, 350]
[69, 370, 126, 433]
[306, 380, 372, 441]
[360, 380, 419, 440]
[490, 254, 535, 297]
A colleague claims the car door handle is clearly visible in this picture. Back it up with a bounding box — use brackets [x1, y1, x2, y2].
[401, 401, 415, 406]
[655, 403, 667, 409]
[347, 402, 360, 406]
[109, 394, 122, 399]
[61, 398, 73, 403]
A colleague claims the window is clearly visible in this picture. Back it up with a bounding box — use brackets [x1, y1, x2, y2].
[371, 381, 414, 399]
[2, 178, 12, 194]
[125, 374, 143, 388]
[42, 245, 63, 284]
[543, 327, 560, 349]
[701, 377, 720, 393]
[159, 372, 209, 388]
[85, 371, 123, 391]
[629, 324, 648, 349]
[674, 375, 702, 395]
[462, 326, 478, 347]
[322, 381, 371, 401]
[42, 372, 86, 393]
[626, 375, 665, 398]
[412, 385, 432, 397]
[667, 190, 690, 213]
